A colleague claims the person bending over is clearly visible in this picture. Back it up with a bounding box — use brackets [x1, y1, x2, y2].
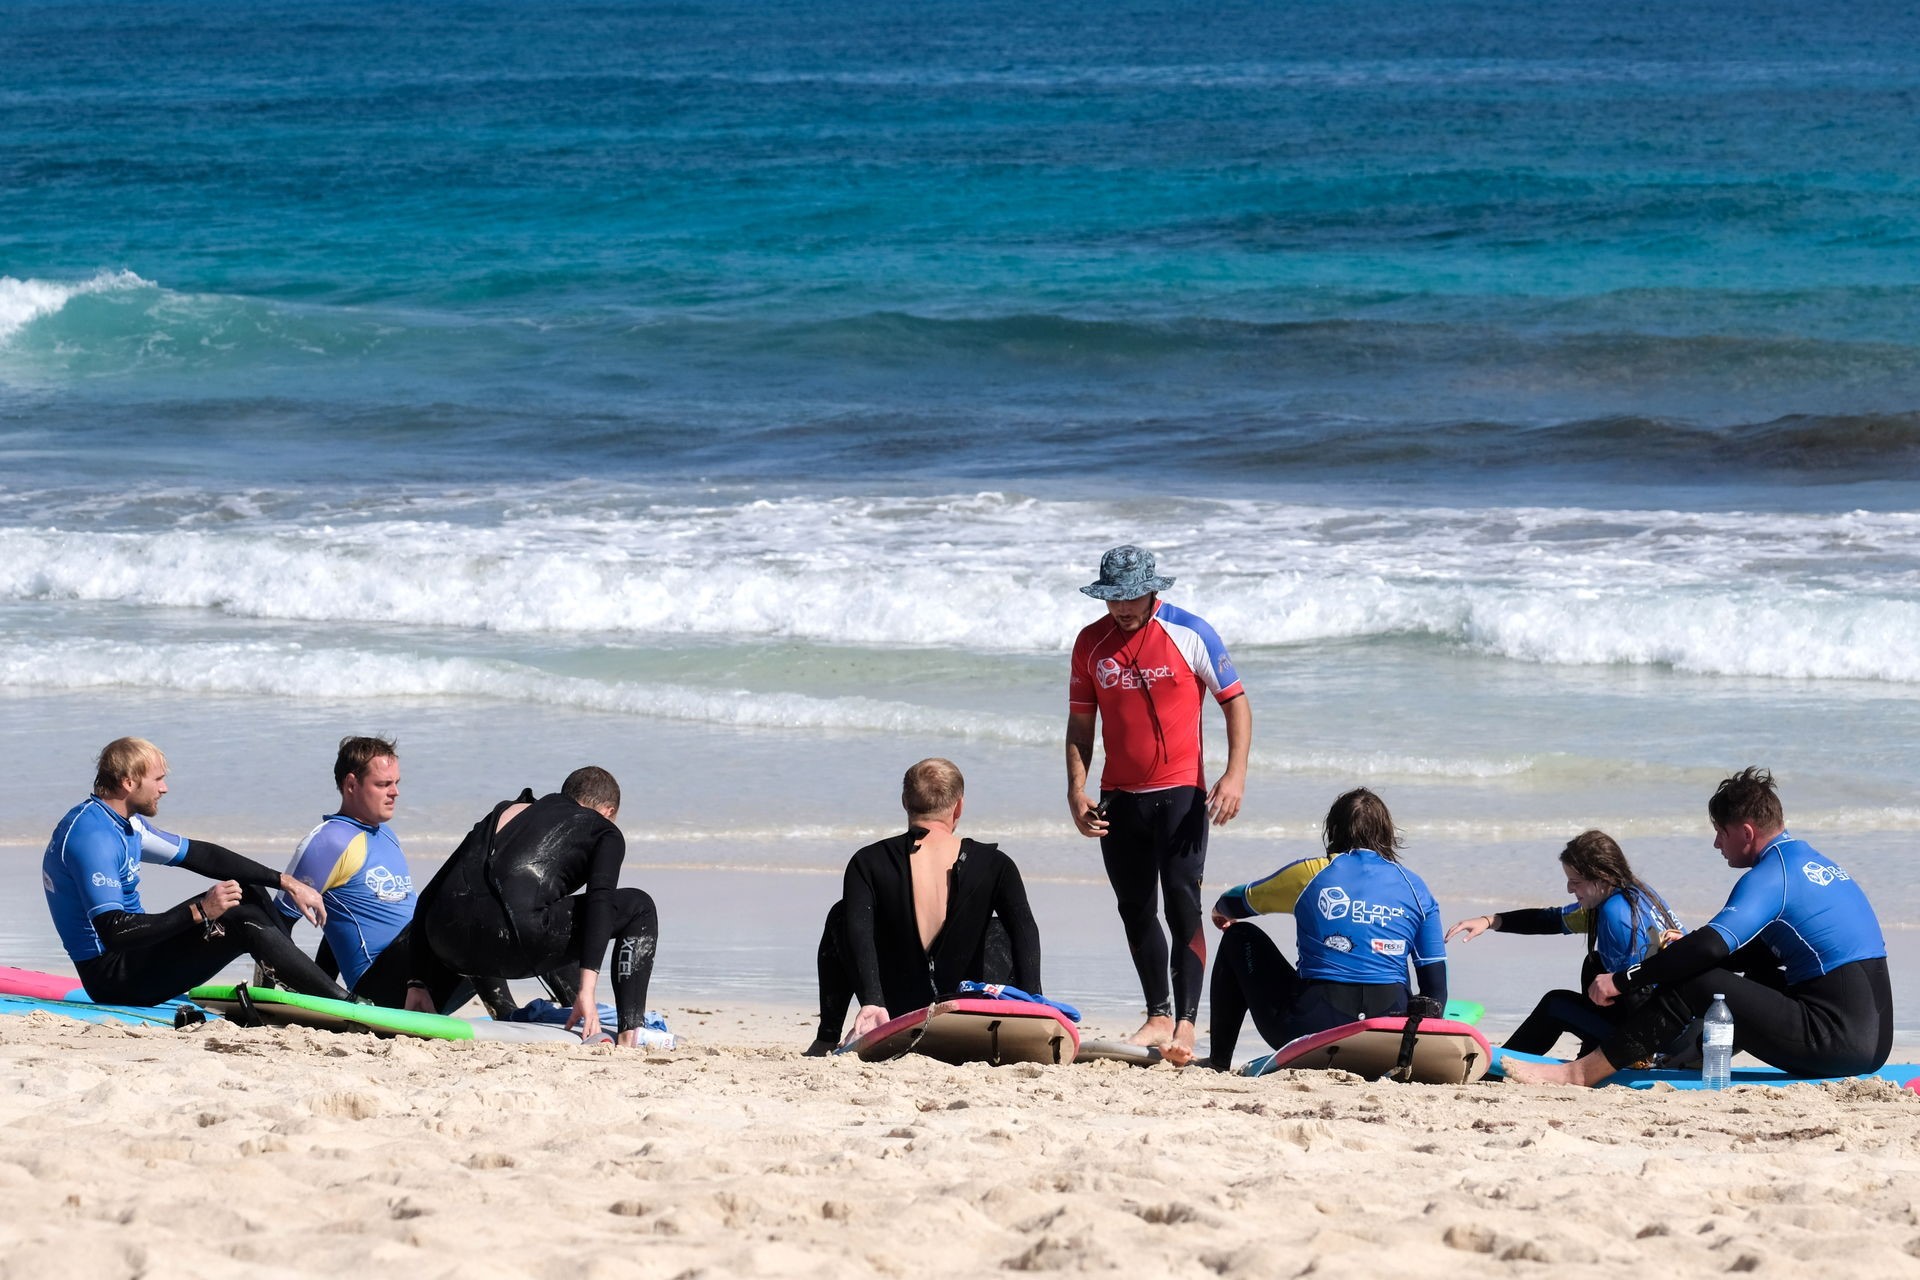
[1177, 787, 1446, 1071]
[807, 757, 1043, 1055]
[42, 737, 348, 1007]
[1504, 768, 1892, 1087]
[1446, 830, 1682, 1057]
[405, 766, 659, 1046]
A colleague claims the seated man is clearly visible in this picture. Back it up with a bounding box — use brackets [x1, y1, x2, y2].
[404, 766, 659, 1046]
[1505, 767, 1893, 1086]
[806, 757, 1044, 1055]
[43, 737, 348, 1006]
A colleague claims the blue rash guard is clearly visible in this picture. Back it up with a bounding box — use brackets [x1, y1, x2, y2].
[1702, 833, 1886, 984]
[276, 814, 416, 990]
[1219, 849, 1447, 987]
[1559, 887, 1679, 973]
[42, 797, 190, 963]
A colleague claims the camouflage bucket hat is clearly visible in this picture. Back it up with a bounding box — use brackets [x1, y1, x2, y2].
[1080, 545, 1175, 601]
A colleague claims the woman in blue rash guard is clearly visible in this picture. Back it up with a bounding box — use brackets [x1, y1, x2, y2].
[1445, 830, 1682, 1056]
[1174, 787, 1446, 1071]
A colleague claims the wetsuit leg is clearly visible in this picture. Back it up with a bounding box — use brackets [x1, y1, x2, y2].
[1099, 791, 1173, 1019]
[1602, 956, 1892, 1076]
[1205, 923, 1302, 1070]
[1502, 990, 1618, 1057]
[536, 888, 658, 1034]
[350, 923, 472, 1014]
[78, 887, 351, 1006]
[1149, 787, 1209, 1024]
[813, 900, 857, 1048]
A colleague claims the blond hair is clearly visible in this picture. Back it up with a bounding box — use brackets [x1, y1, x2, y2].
[94, 737, 165, 795]
[902, 758, 964, 819]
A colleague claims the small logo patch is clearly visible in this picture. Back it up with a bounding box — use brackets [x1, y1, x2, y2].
[1317, 886, 1351, 920]
[1323, 935, 1353, 952]
[90, 871, 120, 888]
[1370, 938, 1406, 956]
[1801, 861, 1850, 886]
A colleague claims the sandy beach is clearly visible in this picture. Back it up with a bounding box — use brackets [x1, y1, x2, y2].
[5, 1008, 1920, 1279]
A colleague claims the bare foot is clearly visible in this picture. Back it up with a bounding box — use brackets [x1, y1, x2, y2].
[1501, 1052, 1611, 1087]
[1156, 1020, 1199, 1067]
[1128, 1014, 1175, 1048]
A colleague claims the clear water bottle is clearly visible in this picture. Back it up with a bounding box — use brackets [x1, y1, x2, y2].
[1702, 994, 1734, 1090]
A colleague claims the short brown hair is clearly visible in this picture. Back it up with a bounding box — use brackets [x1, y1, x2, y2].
[94, 737, 165, 795]
[1708, 766, 1785, 832]
[1323, 787, 1402, 860]
[334, 735, 398, 790]
[562, 765, 621, 814]
[902, 758, 964, 818]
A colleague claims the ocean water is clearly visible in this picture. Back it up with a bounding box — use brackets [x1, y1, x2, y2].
[4, 0, 1920, 1039]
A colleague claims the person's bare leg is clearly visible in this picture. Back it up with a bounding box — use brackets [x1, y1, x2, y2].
[1129, 1013, 1175, 1047]
[1502, 1047, 1616, 1087]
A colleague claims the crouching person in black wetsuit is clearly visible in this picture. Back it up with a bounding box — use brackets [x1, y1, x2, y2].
[1504, 768, 1894, 1087]
[403, 766, 660, 1046]
[805, 757, 1044, 1056]
[41, 737, 351, 1006]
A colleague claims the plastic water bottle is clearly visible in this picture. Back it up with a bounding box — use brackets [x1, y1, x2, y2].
[1702, 994, 1734, 1090]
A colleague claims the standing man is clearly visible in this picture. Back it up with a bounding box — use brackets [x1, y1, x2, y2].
[1504, 767, 1894, 1086]
[43, 737, 348, 1006]
[1066, 545, 1251, 1056]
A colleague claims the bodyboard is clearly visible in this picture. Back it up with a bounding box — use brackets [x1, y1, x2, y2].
[840, 998, 1079, 1066]
[189, 984, 579, 1042]
[1489, 1047, 1920, 1090]
[0, 967, 87, 1002]
[1240, 1016, 1492, 1083]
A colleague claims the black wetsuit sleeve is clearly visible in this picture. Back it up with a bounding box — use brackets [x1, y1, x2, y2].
[991, 858, 1043, 995]
[1414, 960, 1448, 1007]
[94, 904, 199, 951]
[575, 823, 624, 973]
[1615, 927, 1731, 996]
[842, 856, 886, 1009]
[178, 841, 282, 888]
[1493, 908, 1565, 935]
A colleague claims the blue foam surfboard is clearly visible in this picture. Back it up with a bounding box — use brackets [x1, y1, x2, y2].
[0, 992, 202, 1027]
[1490, 1047, 1920, 1089]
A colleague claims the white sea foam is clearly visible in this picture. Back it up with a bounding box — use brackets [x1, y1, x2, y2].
[0, 270, 152, 344]
[4, 489, 1920, 680]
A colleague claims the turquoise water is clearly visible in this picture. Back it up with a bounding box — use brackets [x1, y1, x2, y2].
[5, 0, 1920, 1034]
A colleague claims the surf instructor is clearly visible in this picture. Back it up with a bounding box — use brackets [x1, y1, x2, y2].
[1066, 545, 1251, 1058]
[42, 737, 350, 1007]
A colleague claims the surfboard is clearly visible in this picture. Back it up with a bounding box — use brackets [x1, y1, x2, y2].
[1489, 1047, 1920, 1090]
[0, 966, 210, 1026]
[1239, 1015, 1493, 1083]
[839, 997, 1080, 1066]
[0, 966, 88, 1002]
[189, 983, 581, 1043]
[1074, 1039, 1163, 1065]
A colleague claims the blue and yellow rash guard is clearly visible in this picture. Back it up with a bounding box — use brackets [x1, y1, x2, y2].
[42, 797, 190, 963]
[276, 814, 415, 989]
[1703, 833, 1885, 985]
[1554, 887, 1679, 974]
[1218, 849, 1446, 986]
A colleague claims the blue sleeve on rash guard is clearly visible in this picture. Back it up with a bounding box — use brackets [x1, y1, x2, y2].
[129, 814, 189, 865]
[1592, 892, 1644, 972]
[1410, 877, 1447, 967]
[1705, 857, 1789, 952]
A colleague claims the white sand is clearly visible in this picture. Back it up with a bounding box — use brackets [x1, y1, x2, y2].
[5, 1008, 1920, 1279]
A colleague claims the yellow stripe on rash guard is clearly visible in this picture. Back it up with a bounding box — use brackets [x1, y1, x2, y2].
[1243, 855, 1334, 916]
[1564, 906, 1593, 934]
[323, 832, 369, 893]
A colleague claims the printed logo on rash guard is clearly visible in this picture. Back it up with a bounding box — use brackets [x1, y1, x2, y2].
[1371, 938, 1406, 956]
[1802, 861, 1851, 887]
[90, 871, 120, 888]
[1093, 656, 1176, 691]
[364, 866, 413, 902]
[1322, 935, 1353, 952]
[1318, 886, 1351, 920]
[1350, 900, 1408, 927]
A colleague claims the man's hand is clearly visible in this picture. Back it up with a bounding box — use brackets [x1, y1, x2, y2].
[1445, 915, 1496, 944]
[199, 880, 243, 921]
[1587, 971, 1622, 1007]
[279, 875, 327, 928]
[848, 1004, 890, 1042]
[1205, 771, 1245, 825]
[1069, 793, 1109, 838]
[565, 969, 603, 1041]
[403, 986, 436, 1014]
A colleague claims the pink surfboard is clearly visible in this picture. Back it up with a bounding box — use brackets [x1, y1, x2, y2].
[0, 967, 86, 1001]
[1241, 1016, 1492, 1083]
[841, 998, 1080, 1066]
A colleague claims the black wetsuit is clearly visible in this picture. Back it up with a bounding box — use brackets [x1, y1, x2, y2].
[814, 828, 1042, 1045]
[78, 842, 351, 1008]
[409, 789, 658, 1033]
[1100, 787, 1209, 1026]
